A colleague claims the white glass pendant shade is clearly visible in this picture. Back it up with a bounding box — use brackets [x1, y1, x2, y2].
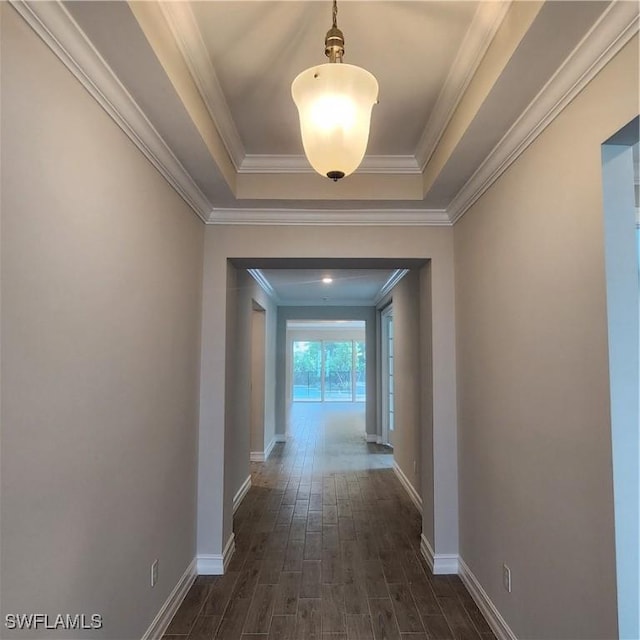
[292, 63, 378, 180]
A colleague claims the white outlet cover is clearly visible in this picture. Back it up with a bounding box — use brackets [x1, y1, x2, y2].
[151, 559, 159, 587]
[502, 563, 511, 593]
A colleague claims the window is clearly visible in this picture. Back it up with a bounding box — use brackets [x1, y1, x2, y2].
[292, 336, 366, 402]
[292, 341, 321, 400]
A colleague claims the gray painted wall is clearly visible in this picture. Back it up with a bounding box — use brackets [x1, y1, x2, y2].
[230, 270, 277, 501]
[418, 264, 435, 544]
[387, 272, 422, 500]
[454, 35, 638, 639]
[223, 262, 238, 552]
[378, 265, 435, 532]
[1, 6, 203, 637]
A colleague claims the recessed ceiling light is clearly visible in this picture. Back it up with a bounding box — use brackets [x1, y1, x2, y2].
[322, 277, 333, 284]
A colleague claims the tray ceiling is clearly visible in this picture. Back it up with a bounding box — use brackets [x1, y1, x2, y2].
[49, 0, 633, 223]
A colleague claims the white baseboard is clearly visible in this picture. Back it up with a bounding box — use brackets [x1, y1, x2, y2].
[264, 436, 275, 459]
[436, 554, 460, 575]
[459, 557, 517, 640]
[420, 533, 459, 575]
[420, 533, 435, 572]
[233, 475, 252, 513]
[275, 433, 287, 442]
[223, 533, 235, 572]
[365, 433, 378, 443]
[393, 461, 423, 514]
[197, 533, 235, 575]
[250, 437, 276, 462]
[141, 557, 197, 640]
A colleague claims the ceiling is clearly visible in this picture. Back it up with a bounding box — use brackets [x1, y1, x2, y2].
[24, 0, 633, 306]
[229, 258, 423, 305]
[54, 0, 628, 225]
[260, 268, 399, 305]
[188, 1, 479, 157]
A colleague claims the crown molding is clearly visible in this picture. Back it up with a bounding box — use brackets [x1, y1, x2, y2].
[415, 1, 511, 171]
[247, 269, 280, 303]
[448, 0, 640, 225]
[157, 1, 245, 170]
[238, 155, 313, 174]
[10, 0, 213, 223]
[16, 0, 631, 231]
[239, 154, 421, 175]
[375, 269, 409, 305]
[208, 207, 450, 226]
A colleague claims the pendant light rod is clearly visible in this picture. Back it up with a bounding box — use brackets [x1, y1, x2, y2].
[325, 0, 345, 63]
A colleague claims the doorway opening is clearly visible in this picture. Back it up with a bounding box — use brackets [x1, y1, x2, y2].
[288, 320, 366, 403]
[249, 301, 267, 462]
[601, 116, 639, 639]
[380, 304, 394, 448]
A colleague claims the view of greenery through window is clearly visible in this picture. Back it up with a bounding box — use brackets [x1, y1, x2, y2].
[293, 340, 365, 401]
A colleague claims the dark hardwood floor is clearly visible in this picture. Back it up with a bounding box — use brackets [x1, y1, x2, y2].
[163, 403, 495, 640]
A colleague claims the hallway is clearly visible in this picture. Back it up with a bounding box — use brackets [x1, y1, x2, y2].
[163, 404, 495, 639]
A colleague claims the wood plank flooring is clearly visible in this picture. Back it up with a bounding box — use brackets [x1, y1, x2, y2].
[164, 403, 495, 640]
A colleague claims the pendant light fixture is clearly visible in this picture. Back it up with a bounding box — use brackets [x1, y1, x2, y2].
[291, 0, 379, 181]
